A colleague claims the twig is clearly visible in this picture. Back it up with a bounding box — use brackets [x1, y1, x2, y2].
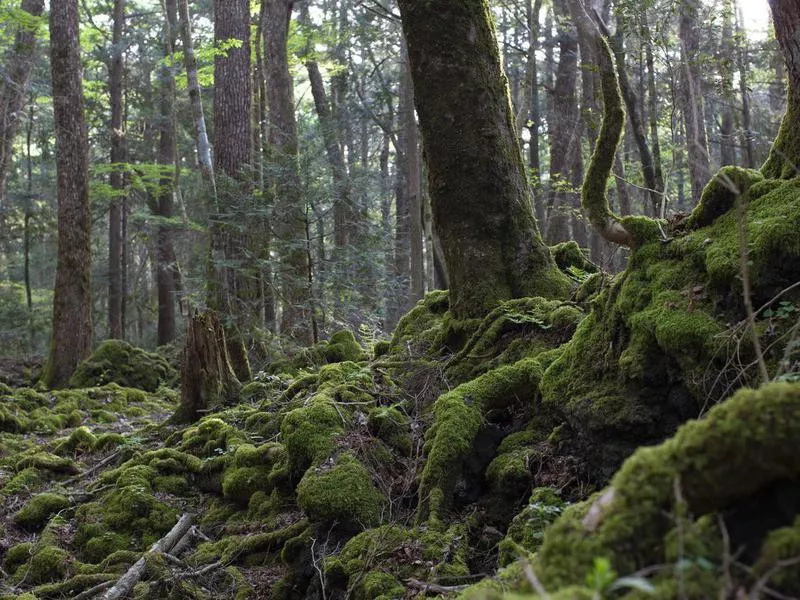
[63, 451, 121, 486]
[749, 556, 800, 600]
[521, 558, 550, 600]
[101, 513, 194, 600]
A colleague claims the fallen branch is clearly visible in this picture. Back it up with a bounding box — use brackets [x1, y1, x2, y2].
[101, 513, 194, 600]
[404, 578, 469, 594]
[64, 451, 121, 486]
[72, 580, 115, 600]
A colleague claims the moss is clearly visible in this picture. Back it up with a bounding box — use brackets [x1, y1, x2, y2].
[14, 493, 71, 531]
[535, 382, 800, 588]
[54, 426, 97, 454]
[296, 453, 385, 528]
[178, 416, 247, 457]
[619, 215, 663, 245]
[16, 451, 79, 475]
[419, 356, 544, 519]
[281, 400, 343, 475]
[498, 488, 566, 566]
[367, 406, 411, 455]
[3, 467, 40, 496]
[222, 467, 272, 507]
[4, 542, 34, 573]
[551, 241, 598, 275]
[356, 571, 405, 600]
[33, 574, 118, 598]
[753, 516, 800, 594]
[684, 166, 763, 229]
[17, 546, 71, 585]
[82, 532, 133, 563]
[94, 432, 125, 450]
[69, 339, 176, 391]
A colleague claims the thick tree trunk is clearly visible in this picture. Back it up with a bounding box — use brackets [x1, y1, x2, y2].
[42, 0, 92, 388]
[214, 0, 252, 379]
[679, 0, 711, 204]
[108, 0, 125, 340]
[0, 0, 44, 208]
[155, 0, 179, 346]
[763, 0, 800, 179]
[174, 311, 240, 424]
[397, 0, 570, 319]
[264, 0, 313, 344]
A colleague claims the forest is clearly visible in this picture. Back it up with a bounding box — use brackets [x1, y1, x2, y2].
[0, 0, 799, 598]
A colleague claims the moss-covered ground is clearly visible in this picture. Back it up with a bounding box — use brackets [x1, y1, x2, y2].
[1, 169, 800, 599]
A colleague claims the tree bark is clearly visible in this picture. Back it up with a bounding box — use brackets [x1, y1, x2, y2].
[42, 0, 92, 388]
[108, 0, 125, 340]
[155, 0, 179, 346]
[734, 0, 756, 169]
[174, 311, 239, 423]
[404, 57, 425, 304]
[719, 0, 737, 167]
[397, 0, 570, 320]
[679, 0, 711, 204]
[213, 0, 252, 379]
[264, 0, 313, 344]
[0, 0, 44, 209]
[763, 0, 800, 179]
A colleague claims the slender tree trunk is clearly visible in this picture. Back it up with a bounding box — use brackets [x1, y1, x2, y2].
[155, 0, 178, 346]
[24, 101, 34, 349]
[108, 0, 125, 339]
[177, 0, 215, 193]
[397, 0, 570, 319]
[0, 0, 45, 208]
[264, 0, 313, 344]
[404, 57, 424, 304]
[642, 15, 665, 199]
[734, 0, 756, 169]
[527, 0, 543, 194]
[719, 0, 737, 167]
[679, 0, 711, 204]
[545, 0, 580, 243]
[42, 0, 92, 388]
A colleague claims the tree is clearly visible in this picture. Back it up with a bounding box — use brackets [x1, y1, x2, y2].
[264, 0, 315, 344]
[0, 0, 45, 207]
[107, 0, 126, 339]
[397, 0, 570, 320]
[763, 0, 800, 178]
[41, 0, 92, 387]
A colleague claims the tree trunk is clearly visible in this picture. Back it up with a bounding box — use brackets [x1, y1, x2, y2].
[719, 0, 737, 167]
[679, 0, 711, 204]
[214, 0, 252, 379]
[174, 311, 240, 424]
[177, 0, 215, 193]
[545, 0, 580, 244]
[108, 0, 125, 340]
[734, 0, 756, 169]
[264, 0, 313, 344]
[0, 0, 44, 208]
[155, 0, 178, 346]
[42, 0, 93, 388]
[397, 0, 570, 320]
[404, 57, 424, 304]
[642, 15, 665, 202]
[763, 0, 800, 179]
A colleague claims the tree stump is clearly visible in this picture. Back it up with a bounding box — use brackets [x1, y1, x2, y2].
[173, 310, 240, 423]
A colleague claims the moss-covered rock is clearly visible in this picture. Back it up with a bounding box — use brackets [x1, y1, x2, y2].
[533, 382, 800, 591]
[69, 339, 176, 391]
[367, 406, 411, 455]
[14, 545, 71, 585]
[498, 488, 565, 566]
[297, 453, 386, 528]
[14, 493, 71, 531]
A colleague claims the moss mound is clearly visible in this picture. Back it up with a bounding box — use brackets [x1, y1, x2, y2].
[14, 493, 71, 531]
[69, 339, 176, 391]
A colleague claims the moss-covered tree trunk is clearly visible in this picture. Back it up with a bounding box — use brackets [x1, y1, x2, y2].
[174, 311, 240, 423]
[397, 0, 570, 320]
[763, 0, 800, 179]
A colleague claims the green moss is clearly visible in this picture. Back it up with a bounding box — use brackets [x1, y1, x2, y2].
[535, 382, 800, 588]
[222, 467, 271, 507]
[178, 417, 247, 457]
[551, 241, 598, 275]
[3, 467, 40, 496]
[31, 573, 117, 598]
[296, 453, 385, 527]
[754, 516, 800, 594]
[367, 406, 411, 455]
[281, 400, 343, 475]
[3, 542, 34, 573]
[419, 356, 544, 519]
[69, 339, 176, 391]
[82, 531, 133, 563]
[17, 546, 71, 585]
[14, 493, 71, 531]
[94, 432, 125, 450]
[356, 571, 405, 600]
[54, 426, 97, 454]
[684, 166, 763, 229]
[16, 451, 79, 475]
[498, 488, 565, 566]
